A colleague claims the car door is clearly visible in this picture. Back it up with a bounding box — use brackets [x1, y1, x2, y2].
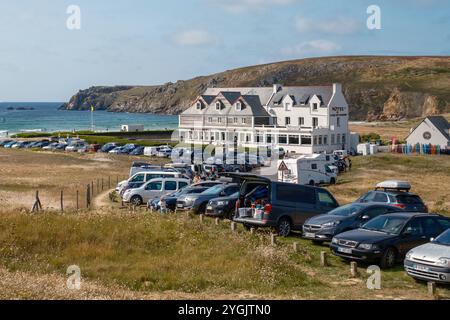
[356, 206, 391, 228]
[143, 180, 163, 202]
[316, 189, 339, 214]
[422, 217, 445, 241]
[397, 217, 427, 256]
[163, 180, 178, 197]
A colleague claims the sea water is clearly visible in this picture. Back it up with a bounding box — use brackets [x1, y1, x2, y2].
[0, 102, 179, 135]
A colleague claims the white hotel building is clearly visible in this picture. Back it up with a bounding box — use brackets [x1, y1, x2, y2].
[178, 83, 349, 154]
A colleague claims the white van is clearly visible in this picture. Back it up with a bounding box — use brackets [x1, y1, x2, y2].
[144, 146, 161, 157]
[116, 170, 183, 194]
[122, 178, 190, 206]
[277, 154, 337, 186]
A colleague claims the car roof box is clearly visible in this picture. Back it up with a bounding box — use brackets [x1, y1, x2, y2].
[375, 180, 411, 192]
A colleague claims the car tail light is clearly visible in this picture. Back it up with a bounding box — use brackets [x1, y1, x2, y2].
[393, 203, 406, 209]
[264, 204, 273, 214]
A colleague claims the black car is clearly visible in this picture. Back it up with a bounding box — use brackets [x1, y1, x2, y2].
[176, 183, 240, 214]
[129, 146, 144, 155]
[233, 174, 339, 236]
[303, 203, 403, 243]
[205, 192, 239, 219]
[330, 212, 450, 268]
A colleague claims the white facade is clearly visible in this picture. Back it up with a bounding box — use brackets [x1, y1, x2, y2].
[178, 83, 350, 154]
[406, 116, 450, 149]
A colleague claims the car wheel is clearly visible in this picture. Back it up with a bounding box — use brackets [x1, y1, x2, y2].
[330, 177, 336, 185]
[380, 247, 397, 269]
[277, 218, 292, 237]
[130, 195, 143, 206]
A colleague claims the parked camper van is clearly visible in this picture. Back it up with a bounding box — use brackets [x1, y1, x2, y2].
[277, 154, 337, 186]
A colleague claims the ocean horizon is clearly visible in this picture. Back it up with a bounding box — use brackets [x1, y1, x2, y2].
[0, 102, 179, 135]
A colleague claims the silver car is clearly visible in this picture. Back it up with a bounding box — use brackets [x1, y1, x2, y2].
[122, 177, 190, 206]
[404, 228, 450, 283]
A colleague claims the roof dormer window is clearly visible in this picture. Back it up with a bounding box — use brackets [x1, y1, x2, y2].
[215, 101, 221, 111]
[196, 101, 202, 110]
[235, 102, 242, 111]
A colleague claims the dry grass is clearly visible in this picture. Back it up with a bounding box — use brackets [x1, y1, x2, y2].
[0, 149, 450, 300]
[0, 149, 168, 210]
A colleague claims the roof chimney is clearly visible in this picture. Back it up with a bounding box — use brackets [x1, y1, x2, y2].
[333, 83, 342, 95]
[273, 84, 282, 94]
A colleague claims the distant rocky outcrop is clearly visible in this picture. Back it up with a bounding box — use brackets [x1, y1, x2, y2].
[60, 56, 450, 121]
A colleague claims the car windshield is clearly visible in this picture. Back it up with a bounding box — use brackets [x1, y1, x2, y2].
[201, 185, 223, 195]
[328, 203, 365, 217]
[361, 215, 408, 235]
[433, 229, 450, 246]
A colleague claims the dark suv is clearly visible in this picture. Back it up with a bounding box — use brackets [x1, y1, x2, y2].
[232, 174, 339, 236]
[356, 189, 427, 212]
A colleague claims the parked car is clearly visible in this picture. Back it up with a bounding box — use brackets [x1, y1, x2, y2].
[116, 170, 183, 194]
[156, 147, 173, 158]
[356, 180, 428, 212]
[330, 212, 450, 268]
[130, 146, 144, 155]
[176, 183, 239, 214]
[3, 141, 18, 148]
[205, 192, 239, 219]
[55, 143, 68, 150]
[233, 174, 339, 236]
[0, 140, 13, 147]
[66, 142, 87, 152]
[404, 228, 450, 283]
[148, 186, 209, 211]
[11, 141, 28, 149]
[303, 203, 404, 244]
[42, 142, 59, 151]
[88, 144, 101, 152]
[143, 146, 162, 157]
[99, 142, 118, 153]
[122, 178, 190, 206]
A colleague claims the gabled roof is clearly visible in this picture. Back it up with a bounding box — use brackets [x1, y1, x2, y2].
[200, 95, 216, 105]
[427, 116, 450, 140]
[407, 116, 450, 141]
[228, 95, 270, 117]
[267, 86, 333, 108]
[217, 91, 242, 105]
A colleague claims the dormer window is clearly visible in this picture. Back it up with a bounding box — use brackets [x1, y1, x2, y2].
[196, 102, 202, 110]
[215, 101, 221, 111]
[235, 102, 242, 111]
[312, 103, 318, 111]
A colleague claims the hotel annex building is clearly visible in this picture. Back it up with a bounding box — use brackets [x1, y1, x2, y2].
[178, 83, 349, 154]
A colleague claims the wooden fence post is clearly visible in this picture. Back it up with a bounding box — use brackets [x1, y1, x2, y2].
[86, 184, 91, 209]
[231, 222, 236, 232]
[215, 218, 219, 225]
[199, 214, 204, 224]
[320, 251, 328, 267]
[293, 242, 298, 253]
[270, 234, 277, 246]
[60, 190, 64, 213]
[350, 262, 358, 277]
[250, 227, 256, 235]
[428, 282, 437, 298]
[31, 190, 43, 213]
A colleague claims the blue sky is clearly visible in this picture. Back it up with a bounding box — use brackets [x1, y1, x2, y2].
[0, 0, 448, 101]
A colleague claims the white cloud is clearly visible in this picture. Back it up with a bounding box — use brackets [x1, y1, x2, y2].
[281, 39, 342, 56]
[207, 0, 298, 14]
[295, 15, 359, 35]
[172, 30, 218, 46]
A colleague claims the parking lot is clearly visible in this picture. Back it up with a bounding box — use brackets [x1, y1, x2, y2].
[0, 148, 449, 299]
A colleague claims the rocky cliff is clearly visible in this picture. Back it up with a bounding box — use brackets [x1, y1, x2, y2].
[60, 56, 450, 121]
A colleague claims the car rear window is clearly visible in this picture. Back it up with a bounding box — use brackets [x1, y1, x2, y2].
[395, 194, 424, 204]
[276, 184, 315, 204]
